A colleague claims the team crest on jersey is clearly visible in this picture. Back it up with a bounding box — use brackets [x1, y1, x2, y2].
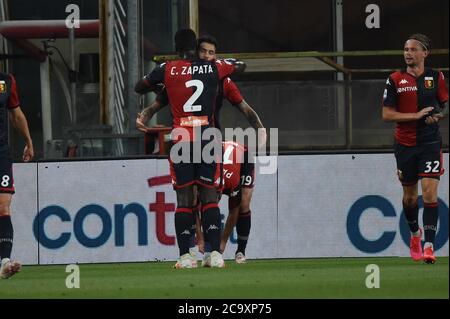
[0, 81, 6, 93]
[424, 76, 434, 89]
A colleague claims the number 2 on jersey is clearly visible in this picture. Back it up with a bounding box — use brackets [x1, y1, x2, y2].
[183, 80, 204, 112]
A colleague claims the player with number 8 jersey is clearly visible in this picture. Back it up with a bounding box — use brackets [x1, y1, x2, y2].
[0, 72, 34, 279]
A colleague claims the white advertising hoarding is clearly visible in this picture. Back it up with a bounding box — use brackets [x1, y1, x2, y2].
[10, 153, 449, 265]
[36, 159, 179, 264]
[10, 163, 38, 265]
[277, 154, 449, 258]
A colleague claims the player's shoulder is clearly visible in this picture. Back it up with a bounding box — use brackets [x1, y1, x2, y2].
[148, 62, 167, 75]
[388, 70, 405, 83]
[425, 67, 444, 79]
[171, 58, 215, 68]
[214, 59, 225, 65]
[155, 61, 168, 69]
[214, 58, 235, 67]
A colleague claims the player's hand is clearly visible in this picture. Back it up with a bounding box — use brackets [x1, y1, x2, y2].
[136, 113, 150, 133]
[425, 113, 444, 125]
[23, 143, 34, 162]
[416, 107, 434, 120]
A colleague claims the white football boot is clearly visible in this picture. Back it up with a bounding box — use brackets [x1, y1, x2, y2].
[189, 248, 198, 268]
[174, 253, 195, 269]
[201, 252, 211, 267]
[0, 258, 21, 279]
[235, 252, 247, 264]
[210, 251, 225, 268]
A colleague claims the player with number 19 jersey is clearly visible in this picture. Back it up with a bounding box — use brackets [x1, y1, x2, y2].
[221, 141, 255, 206]
[0, 73, 21, 194]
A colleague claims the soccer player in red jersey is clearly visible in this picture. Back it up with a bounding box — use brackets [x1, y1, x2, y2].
[196, 35, 266, 142]
[0, 72, 34, 278]
[219, 141, 255, 263]
[196, 35, 264, 264]
[382, 34, 448, 264]
[135, 29, 246, 268]
[137, 34, 264, 267]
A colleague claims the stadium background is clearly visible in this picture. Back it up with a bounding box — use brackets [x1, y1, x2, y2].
[0, 0, 448, 299]
[1, 0, 448, 158]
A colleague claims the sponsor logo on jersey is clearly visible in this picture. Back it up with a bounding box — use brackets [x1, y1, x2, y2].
[207, 225, 219, 231]
[399, 79, 408, 84]
[180, 116, 209, 127]
[397, 86, 417, 93]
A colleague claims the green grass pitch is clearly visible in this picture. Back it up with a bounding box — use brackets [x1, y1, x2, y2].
[1, 257, 448, 299]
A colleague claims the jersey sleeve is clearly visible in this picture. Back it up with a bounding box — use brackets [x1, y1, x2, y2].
[215, 59, 238, 79]
[437, 71, 449, 103]
[382, 76, 397, 107]
[223, 78, 243, 105]
[7, 74, 20, 109]
[156, 89, 170, 106]
[144, 63, 166, 87]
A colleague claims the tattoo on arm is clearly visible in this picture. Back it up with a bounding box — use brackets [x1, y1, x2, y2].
[140, 101, 165, 123]
[237, 100, 264, 130]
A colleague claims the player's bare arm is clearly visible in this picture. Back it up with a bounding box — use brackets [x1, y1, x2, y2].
[220, 203, 240, 253]
[134, 78, 156, 95]
[136, 99, 167, 133]
[382, 105, 434, 122]
[236, 100, 267, 145]
[236, 100, 264, 129]
[8, 107, 34, 162]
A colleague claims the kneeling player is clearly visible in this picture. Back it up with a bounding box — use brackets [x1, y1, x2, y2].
[220, 141, 254, 263]
[195, 141, 254, 266]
